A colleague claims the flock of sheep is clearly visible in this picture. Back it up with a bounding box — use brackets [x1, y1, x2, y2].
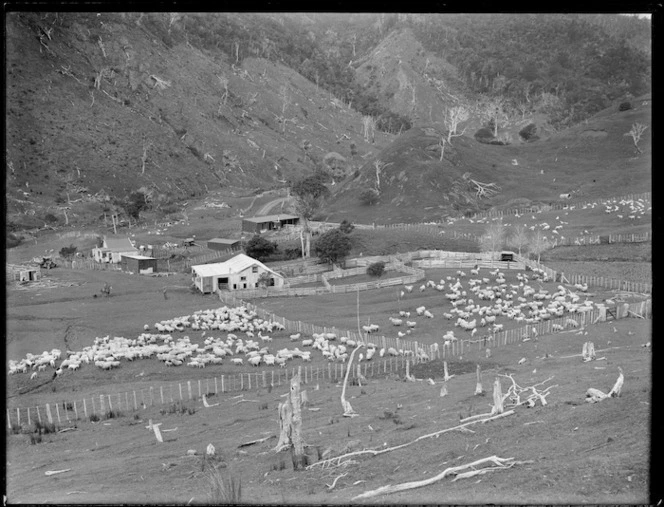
[8, 261, 604, 379]
[382, 265, 597, 347]
[449, 196, 650, 246]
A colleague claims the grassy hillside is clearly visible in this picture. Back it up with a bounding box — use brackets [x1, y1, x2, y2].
[5, 12, 392, 230]
[324, 97, 651, 224]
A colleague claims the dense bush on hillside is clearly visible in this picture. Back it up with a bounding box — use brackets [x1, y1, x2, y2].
[407, 14, 650, 129]
[359, 188, 380, 205]
[619, 101, 632, 111]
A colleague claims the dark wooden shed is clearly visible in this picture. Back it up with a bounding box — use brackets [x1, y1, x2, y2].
[207, 238, 241, 251]
[121, 254, 158, 274]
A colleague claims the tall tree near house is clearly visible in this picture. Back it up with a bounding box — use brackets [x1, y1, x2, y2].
[480, 221, 506, 265]
[507, 225, 529, 256]
[530, 229, 551, 264]
[291, 175, 330, 258]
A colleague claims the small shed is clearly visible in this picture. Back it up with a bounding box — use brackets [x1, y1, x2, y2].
[500, 251, 515, 262]
[241, 214, 299, 234]
[92, 236, 139, 263]
[120, 254, 158, 274]
[191, 253, 284, 293]
[207, 238, 241, 252]
[7, 264, 41, 282]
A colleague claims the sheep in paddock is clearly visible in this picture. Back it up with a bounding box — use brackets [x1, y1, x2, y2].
[565, 318, 579, 328]
[406, 321, 417, 328]
[397, 331, 407, 338]
[248, 355, 262, 366]
[470, 266, 480, 276]
[362, 324, 380, 334]
[399, 310, 411, 318]
[443, 312, 454, 320]
[404, 285, 414, 293]
[416, 306, 426, 316]
[231, 358, 244, 365]
[424, 310, 434, 319]
[419, 285, 426, 292]
[387, 347, 399, 356]
[302, 339, 314, 347]
[390, 317, 403, 326]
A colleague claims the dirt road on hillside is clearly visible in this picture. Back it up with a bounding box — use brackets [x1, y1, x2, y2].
[255, 196, 294, 216]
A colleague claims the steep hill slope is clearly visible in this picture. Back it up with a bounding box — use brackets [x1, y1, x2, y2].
[5, 12, 391, 229]
[324, 96, 651, 224]
[353, 28, 467, 125]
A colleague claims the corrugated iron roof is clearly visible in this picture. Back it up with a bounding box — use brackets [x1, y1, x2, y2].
[191, 253, 281, 278]
[242, 214, 299, 223]
[208, 238, 240, 245]
[103, 237, 137, 251]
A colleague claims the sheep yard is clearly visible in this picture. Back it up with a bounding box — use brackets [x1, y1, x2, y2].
[5, 256, 653, 504]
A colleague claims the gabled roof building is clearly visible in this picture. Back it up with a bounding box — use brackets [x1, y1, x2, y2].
[191, 253, 284, 294]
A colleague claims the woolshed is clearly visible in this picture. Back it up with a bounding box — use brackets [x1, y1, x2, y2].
[191, 253, 284, 293]
[207, 238, 241, 251]
[241, 214, 299, 234]
[120, 254, 158, 274]
[92, 236, 139, 263]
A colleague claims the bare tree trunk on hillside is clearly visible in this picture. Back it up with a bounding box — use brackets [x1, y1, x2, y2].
[444, 106, 470, 143]
[625, 123, 648, 154]
[280, 85, 291, 133]
[141, 138, 151, 175]
[362, 116, 376, 144]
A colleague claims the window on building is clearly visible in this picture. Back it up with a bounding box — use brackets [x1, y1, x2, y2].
[240, 276, 247, 281]
[269, 278, 275, 286]
[252, 266, 258, 273]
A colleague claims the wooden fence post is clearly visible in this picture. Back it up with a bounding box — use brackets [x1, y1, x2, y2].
[160, 386, 164, 405]
[133, 391, 138, 410]
[45, 404, 53, 424]
[83, 399, 87, 418]
[55, 403, 62, 424]
[187, 381, 192, 400]
[221, 375, 225, 393]
[17, 408, 21, 427]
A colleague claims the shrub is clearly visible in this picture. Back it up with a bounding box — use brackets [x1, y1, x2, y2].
[619, 101, 632, 111]
[59, 244, 77, 260]
[338, 220, 355, 234]
[474, 127, 495, 144]
[359, 188, 379, 206]
[104, 409, 123, 420]
[366, 261, 386, 277]
[89, 413, 100, 422]
[44, 213, 59, 224]
[283, 246, 302, 260]
[519, 123, 539, 142]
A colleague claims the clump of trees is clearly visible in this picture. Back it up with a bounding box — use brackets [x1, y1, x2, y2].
[59, 244, 78, 259]
[245, 235, 278, 261]
[338, 220, 355, 234]
[291, 174, 331, 258]
[313, 229, 352, 266]
[359, 188, 380, 206]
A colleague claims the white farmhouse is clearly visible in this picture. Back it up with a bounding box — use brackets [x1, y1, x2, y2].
[92, 236, 139, 264]
[191, 253, 284, 294]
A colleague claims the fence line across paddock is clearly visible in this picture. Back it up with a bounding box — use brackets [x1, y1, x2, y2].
[5, 297, 650, 431]
[5, 357, 411, 430]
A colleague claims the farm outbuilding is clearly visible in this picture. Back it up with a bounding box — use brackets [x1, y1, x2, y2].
[7, 264, 41, 283]
[191, 253, 284, 294]
[207, 238, 241, 251]
[120, 254, 158, 274]
[241, 214, 299, 234]
[92, 236, 139, 263]
[500, 251, 515, 262]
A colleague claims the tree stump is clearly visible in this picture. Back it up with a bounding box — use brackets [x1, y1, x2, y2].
[474, 364, 484, 395]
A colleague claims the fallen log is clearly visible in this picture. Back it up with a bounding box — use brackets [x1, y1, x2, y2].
[306, 410, 515, 470]
[353, 455, 527, 500]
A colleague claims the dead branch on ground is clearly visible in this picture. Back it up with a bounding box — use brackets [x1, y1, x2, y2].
[353, 456, 530, 500]
[306, 410, 515, 470]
